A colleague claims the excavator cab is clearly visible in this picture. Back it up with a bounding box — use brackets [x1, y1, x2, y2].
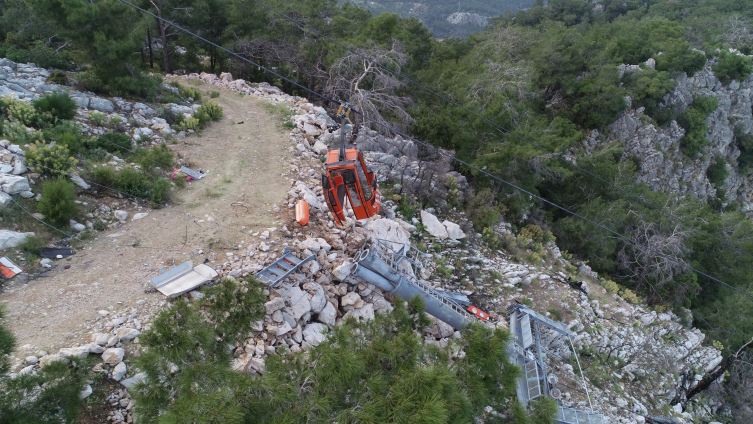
[322, 106, 381, 225]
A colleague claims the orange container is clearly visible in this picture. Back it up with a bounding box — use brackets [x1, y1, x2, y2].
[295, 200, 309, 226]
[468, 305, 490, 321]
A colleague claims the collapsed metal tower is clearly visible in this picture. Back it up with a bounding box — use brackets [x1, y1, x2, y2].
[351, 240, 604, 424]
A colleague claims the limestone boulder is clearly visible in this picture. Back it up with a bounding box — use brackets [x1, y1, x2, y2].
[363, 217, 410, 245]
[302, 323, 328, 348]
[284, 286, 311, 320]
[442, 220, 466, 240]
[317, 302, 336, 326]
[102, 348, 125, 365]
[0, 229, 33, 249]
[420, 210, 448, 239]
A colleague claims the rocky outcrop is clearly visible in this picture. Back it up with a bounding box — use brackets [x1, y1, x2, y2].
[446, 12, 489, 27]
[585, 54, 753, 216]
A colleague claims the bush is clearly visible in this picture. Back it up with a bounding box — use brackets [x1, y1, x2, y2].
[78, 72, 163, 101]
[55, 132, 84, 155]
[519, 224, 544, 244]
[0, 41, 73, 70]
[210, 90, 220, 98]
[92, 166, 117, 187]
[94, 132, 132, 153]
[679, 95, 718, 157]
[601, 280, 620, 294]
[8, 99, 42, 127]
[197, 101, 223, 121]
[37, 179, 79, 226]
[706, 157, 729, 187]
[25, 141, 77, 178]
[115, 167, 152, 198]
[133, 144, 174, 171]
[713, 51, 753, 85]
[17, 235, 45, 256]
[89, 111, 107, 127]
[0, 120, 44, 145]
[619, 287, 641, 304]
[179, 116, 201, 132]
[47, 71, 67, 85]
[655, 40, 707, 76]
[735, 127, 753, 172]
[169, 82, 202, 102]
[33, 92, 77, 121]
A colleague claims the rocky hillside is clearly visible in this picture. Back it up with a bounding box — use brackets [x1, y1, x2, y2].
[586, 52, 753, 217]
[0, 62, 730, 424]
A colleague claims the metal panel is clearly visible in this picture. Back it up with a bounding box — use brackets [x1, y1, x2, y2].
[525, 360, 541, 400]
[520, 314, 533, 349]
[150, 261, 218, 298]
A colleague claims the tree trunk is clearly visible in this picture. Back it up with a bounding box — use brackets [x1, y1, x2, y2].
[147, 28, 154, 69]
[156, 15, 170, 74]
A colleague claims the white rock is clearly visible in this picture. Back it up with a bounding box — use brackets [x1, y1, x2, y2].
[58, 346, 91, 359]
[284, 286, 311, 320]
[420, 210, 448, 239]
[302, 323, 328, 348]
[309, 288, 327, 313]
[0, 174, 30, 194]
[333, 260, 354, 281]
[249, 357, 265, 374]
[341, 292, 361, 307]
[69, 220, 86, 232]
[442, 220, 466, 240]
[117, 327, 140, 341]
[39, 354, 68, 368]
[318, 302, 336, 326]
[363, 217, 411, 245]
[0, 229, 33, 249]
[112, 361, 127, 381]
[132, 212, 149, 221]
[25, 356, 39, 364]
[114, 210, 128, 221]
[265, 297, 285, 314]
[92, 333, 110, 346]
[276, 321, 293, 336]
[121, 372, 146, 389]
[79, 384, 93, 399]
[102, 348, 125, 365]
[312, 140, 328, 155]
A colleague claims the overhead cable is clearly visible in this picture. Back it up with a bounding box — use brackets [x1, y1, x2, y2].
[111, 0, 753, 300]
[249, 0, 753, 263]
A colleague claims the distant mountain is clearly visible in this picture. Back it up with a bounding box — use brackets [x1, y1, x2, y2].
[342, 0, 536, 39]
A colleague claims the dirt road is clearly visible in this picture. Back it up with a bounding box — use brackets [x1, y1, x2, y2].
[0, 80, 292, 352]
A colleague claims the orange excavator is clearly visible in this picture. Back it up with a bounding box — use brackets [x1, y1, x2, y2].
[322, 105, 381, 225]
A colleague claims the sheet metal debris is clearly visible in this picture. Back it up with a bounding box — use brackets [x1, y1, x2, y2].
[0, 257, 23, 278]
[40, 247, 75, 259]
[150, 260, 218, 298]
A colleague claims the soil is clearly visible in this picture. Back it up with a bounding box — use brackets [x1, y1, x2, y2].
[0, 80, 294, 352]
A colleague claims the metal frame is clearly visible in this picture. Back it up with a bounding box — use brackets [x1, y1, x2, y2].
[254, 247, 316, 289]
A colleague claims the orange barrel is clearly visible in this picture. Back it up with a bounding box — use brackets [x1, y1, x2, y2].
[295, 200, 309, 226]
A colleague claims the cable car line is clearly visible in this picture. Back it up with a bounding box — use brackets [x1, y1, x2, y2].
[114, 0, 753, 300]
[248, 0, 753, 263]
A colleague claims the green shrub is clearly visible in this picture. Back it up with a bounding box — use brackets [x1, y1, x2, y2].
[518, 224, 544, 244]
[133, 144, 174, 171]
[148, 178, 172, 205]
[38, 179, 79, 226]
[89, 111, 107, 127]
[706, 157, 729, 187]
[94, 132, 132, 153]
[25, 141, 77, 177]
[93, 220, 107, 231]
[17, 235, 45, 256]
[33, 92, 77, 121]
[79, 72, 163, 101]
[679, 95, 718, 157]
[713, 51, 753, 84]
[619, 287, 641, 304]
[0, 120, 44, 144]
[1, 41, 73, 70]
[655, 40, 707, 76]
[8, 99, 41, 127]
[92, 166, 117, 187]
[169, 82, 202, 102]
[55, 132, 84, 155]
[210, 90, 220, 98]
[198, 101, 223, 121]
[47, 71, 68, 85]
[180, 116, 201, 132]
[86, 148, 111, 162]
[601, 280, 620, 294]
[735, 127, 753, 172]
[115, 167, 152, 198]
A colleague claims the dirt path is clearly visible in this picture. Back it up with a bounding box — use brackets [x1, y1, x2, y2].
[0, 80, 292, 352]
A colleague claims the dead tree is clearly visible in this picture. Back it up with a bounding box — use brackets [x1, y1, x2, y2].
[616, 221, 695, 305]
[325, 43, 414, 136]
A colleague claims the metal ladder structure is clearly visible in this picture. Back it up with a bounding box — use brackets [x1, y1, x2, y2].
[254, 247, 316, 289]
[352, 239, 495, 330]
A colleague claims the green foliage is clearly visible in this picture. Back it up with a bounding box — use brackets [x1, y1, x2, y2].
[88, 111, 107, 127]
[25, 141, 77, 177]
[518, 224, 544, 244]
[179, 116, 201, 132]
[54, 132, 84, 155]
[92, 166, 116, 187]
[735, 127, 753, 173]
[0, 307, 86, 423]
[169, 82, 202, 102]
[198, 101, 223, 121]
[713, 50, 753, 84]
[467, 188, 506, 231]
[679, 95, 718, 157]
[112, 167, 172, 206]
[7, 98, 42, 127]
[0, 120, 44, 144]
[94, 132, 132, 154]
[210, 90, 220, 98]
[33, 91, 77, 121]
[706, 156, 729, 187]
[570, 66, 628, 129]
[37, 178, 79, 226]
[654, 40, 707, 76]
[601, 280, 620, 294]
[17, 235, 45, 257]
[133, 144, 174, 172]
[47, 71, 67, 85]
[0, 40, 73, 70]
[619, 287, 641, 304]
[623, 69, 676, 120]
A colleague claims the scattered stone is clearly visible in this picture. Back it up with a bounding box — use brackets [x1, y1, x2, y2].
[420, 210, 448, 239]
[102, 348, 125, 365]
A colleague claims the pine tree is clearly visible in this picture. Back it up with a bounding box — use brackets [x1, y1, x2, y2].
[0, 307, 86, 424]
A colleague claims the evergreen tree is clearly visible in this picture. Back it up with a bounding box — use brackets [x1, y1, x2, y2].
[0, 307, 86, 424]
